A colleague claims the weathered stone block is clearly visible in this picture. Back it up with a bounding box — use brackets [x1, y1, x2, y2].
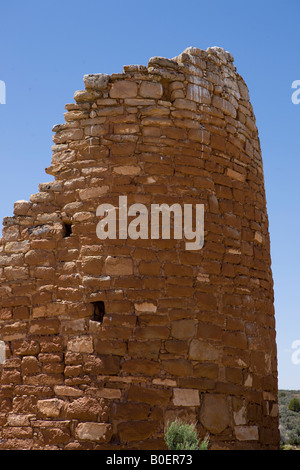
[139, 81, 163, 99]
[75, 423, 112, 443]
[173, 388, 200, 406]
[21, 356, 40, 375]
[37, 398, 64, 418]
[235, 425, 259, 441]
[118, 420, 158, 442]
[25, 250, 55, 266]
[189, 339, 219, 361]
[54, 386, 84, 398]
[67, 336, 93, 354]
[79, 186, 109, 200]
[65, 397, 104, 421]
[105, 256, 133, 275]
[122, 359, 160, 376]
[171, 319, 195, 339]
[29, 319, 60, 336]
[128, 340, 161, 359]
[110, 81, 138, 98]
[83, 74, 110, 90]
[128, 385, 172, 406]
[162, 359, 193, 377]
[94, 339, 127, 356]
[111, 403, 150, 420]
[83, 355, 120, 375]
[199, 395, 231, 434]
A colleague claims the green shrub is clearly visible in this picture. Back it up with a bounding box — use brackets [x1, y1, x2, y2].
[164, 420, 209, 450]
[288, 431, 300, 446]
[288, 398, 300, 413]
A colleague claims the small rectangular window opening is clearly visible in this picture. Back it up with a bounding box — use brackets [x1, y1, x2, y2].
[63, 223, 72, 238]
[91, 301, 105, 324]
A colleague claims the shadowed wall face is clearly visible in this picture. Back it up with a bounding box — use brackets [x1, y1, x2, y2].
[0, 46, 279, 450]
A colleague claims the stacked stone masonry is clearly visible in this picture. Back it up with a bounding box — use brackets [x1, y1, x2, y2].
[0, 46, 279, 450]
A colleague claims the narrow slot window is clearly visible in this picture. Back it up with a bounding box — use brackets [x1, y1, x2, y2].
[63, 222, 72, 238]
[91, 301, 105, 324]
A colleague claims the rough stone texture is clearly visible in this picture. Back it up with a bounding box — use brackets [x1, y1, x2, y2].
[0, 46, 279, 450]
[75, 422, 112, 442]
[199, 394, 231, 433]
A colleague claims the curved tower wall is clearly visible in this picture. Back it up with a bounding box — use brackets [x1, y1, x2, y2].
[0, 47, 279, 450]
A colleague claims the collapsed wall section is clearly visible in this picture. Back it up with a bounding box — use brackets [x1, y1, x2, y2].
[0, 46, 279, 450]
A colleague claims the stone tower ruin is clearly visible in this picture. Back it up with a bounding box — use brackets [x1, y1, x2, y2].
[0, 47, 279, 450]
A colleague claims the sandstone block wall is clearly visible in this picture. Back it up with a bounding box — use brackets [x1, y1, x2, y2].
[0, 46, 279, 450]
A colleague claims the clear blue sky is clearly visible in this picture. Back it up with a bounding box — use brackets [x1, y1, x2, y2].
[0, 0, 299, 389]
